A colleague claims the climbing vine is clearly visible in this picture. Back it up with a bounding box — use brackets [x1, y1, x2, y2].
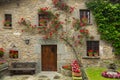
[18, 1, 93, 64]
[86, 0, 120, 55]
[52, 0, 74, 13]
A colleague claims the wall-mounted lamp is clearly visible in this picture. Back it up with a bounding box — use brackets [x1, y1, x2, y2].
[24, 39, 30, 45]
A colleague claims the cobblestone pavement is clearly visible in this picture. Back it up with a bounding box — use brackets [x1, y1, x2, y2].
[1, 72, 72, 80]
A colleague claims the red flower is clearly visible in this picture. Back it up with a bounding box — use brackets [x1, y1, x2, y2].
[61, 3, 65, 7]
[40, 7, 49, 11]
[88, 50, 93, 53]
[71, 60, 80, 73]
[21, 30, 24, 32]
[21, 18, 24, 20]
[77, 35, 81, 38]
[52, 0, 59, 5]
[80, 29, 84, 33]
[0, 48, 4, 52]
[80, 22, 85, 27]
[49, 32, 53, 36]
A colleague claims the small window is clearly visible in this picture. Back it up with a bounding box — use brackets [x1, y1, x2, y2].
[87, 41, 99, 57]
[4, 14, 12, 28]
[80, 9, 90, 24]
[38, 14, 49, 26]
[9, 46, 19, 59]
[9, 50, 18, 59]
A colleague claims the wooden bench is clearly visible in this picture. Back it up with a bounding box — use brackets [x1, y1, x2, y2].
[9, 62, 37, 75]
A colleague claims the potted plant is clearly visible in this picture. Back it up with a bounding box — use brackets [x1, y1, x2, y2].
[0, 48, 4, 57]
[88, 50, 93, 56]
[93, 50, 99, 56]
[62, 64, 71, 70]
[4, 20, 11, 26]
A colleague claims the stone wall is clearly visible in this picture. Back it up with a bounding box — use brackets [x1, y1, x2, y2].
[0, 0, 115, 71]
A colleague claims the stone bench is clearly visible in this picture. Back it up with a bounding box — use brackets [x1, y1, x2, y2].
[9, 62, 37, 75]
[0, 63, 9, 78]
[0, 63, 8, 72]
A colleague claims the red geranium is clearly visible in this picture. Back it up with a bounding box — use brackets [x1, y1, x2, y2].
[88, 50, 93, 53]
[71, 60, 81, 73]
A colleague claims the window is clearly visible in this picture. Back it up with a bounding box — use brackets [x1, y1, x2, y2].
[4, 14, 12, 28]
[87, 41, 99, 57]
[9, 46, 19, 59]
[9, 50, 18, 59]
[38, 14, 49, 26]
[80, 9, 90, 24]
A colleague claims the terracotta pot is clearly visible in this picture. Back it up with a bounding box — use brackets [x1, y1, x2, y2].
[72, 72, 82, 77]
[5, 24, 10, 27]
[94, 53, 98, 56]
[88, 53, 93, 56]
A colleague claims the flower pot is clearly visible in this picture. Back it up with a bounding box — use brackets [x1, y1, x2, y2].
[88, 53, 93, 56]
[94, 53, 98, 56]
[72, 72, 82, 77]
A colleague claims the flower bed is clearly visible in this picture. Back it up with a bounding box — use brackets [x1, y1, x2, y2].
[102, 71, 120, 79]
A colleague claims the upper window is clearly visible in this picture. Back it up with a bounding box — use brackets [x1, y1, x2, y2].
[87, 41, 99, 57]
[4, 14, 12, 28]
[38, 14, 49, 26]
[80, 9, 90, 24]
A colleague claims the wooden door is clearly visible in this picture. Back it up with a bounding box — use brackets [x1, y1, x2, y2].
[41, 45, 57, 71]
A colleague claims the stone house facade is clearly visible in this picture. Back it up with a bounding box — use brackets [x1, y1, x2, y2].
[0, 0, 114, 73]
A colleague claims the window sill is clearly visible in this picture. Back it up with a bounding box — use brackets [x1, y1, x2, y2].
[82, 56, 100, 59]
[3, 26, 12, 29]
[9, 58, 19, 61]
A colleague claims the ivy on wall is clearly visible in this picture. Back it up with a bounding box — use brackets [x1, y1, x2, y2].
[86, 0, 120, 55]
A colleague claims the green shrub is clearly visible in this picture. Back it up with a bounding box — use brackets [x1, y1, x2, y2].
[86, 0, 120, 55]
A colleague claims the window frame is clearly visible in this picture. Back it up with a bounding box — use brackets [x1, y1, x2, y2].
[79, 9, 90, 24]
[86, 40, 99, 57]
[9, 50, 19, 59]
[38, 13, 49, 27]
[4, 14, 12, 29]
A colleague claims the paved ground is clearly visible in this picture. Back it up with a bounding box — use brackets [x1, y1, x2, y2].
[1, 72, 72, 80]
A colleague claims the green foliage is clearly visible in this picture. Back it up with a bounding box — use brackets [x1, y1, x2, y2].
[86, 0, 120, 55]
